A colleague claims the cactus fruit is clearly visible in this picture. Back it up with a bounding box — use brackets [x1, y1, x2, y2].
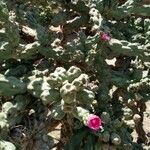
[72, 107, 102, 131]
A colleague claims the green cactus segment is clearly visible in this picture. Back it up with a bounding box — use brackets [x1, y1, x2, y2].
[14, 42, 40, 59]
[2, 102, 15, 114]
[0, 74, 26, 96]
[72, 74, 89, 91]
[72, 107, 90, 126]
[40, 89, 61, 105]
[4, 65, 27, 77]
[107, 39, 142, 57]
[1, 102, 22, 126]
[110, 133, 121, 145]
[123, 143, 133, 150]
[51, 11, 71, 26]
[47, 67, 67, 88]
[122, 107, 133, 120]
[0, 141, 16, 150]
[0, 112, 9, 130]
[61, 99, 75, 113]
[102, 131, 110, 143]
[0, 0, 9, 22]
[47, 73, 63, 88]
[112, 119, 124, 129]
[60, 82, 77, 104]
[5, 22, 20, 48]
[76, 89, 95, 104]
[27, 77, 50, 98]
[27, 66, 96, 107]
[94, 0, 150, 19]
[128, 77, 150, 93]
[51, 101, 65, 120]
[54, 67, 67, 81]
[14, 95, 30, 111]
[89, 8, 103, 31]
[60, 82, 77, 113]
[0, 112, 9, 141]
[0, 42, 14, 60]
[67, 66, 82, 82]
[100, 112, 111, 124]
[38, 47, 57, 58]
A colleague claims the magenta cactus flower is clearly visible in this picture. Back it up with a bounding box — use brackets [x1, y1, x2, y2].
[100, 33, 110, 41]
[87, 114, 102, 131]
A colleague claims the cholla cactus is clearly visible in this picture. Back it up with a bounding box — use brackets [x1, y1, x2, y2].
[0, 0, 149, 149]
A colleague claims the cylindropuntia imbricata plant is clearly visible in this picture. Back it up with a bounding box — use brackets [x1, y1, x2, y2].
[0, 0, 149, 149]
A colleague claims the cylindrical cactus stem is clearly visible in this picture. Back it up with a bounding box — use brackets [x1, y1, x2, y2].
[0, 112, 9, 131]
[102, 131, 110, 143]
[100, 112, 111, 124]
[27, 77, 50, 98]
[0, 141, 16, 150]
[60, 82, 77, 104]
[102, 143, 109, 150]
[51, 101, 65, 120]
[109, 145, 117, 150]
[127, 99, 136, 107]
[89, 7, 103, 31]
[72, 73, 89, 91]
[54, 67, 67, 81]
[14, 95, 30, 111]
[40, 89, 61, 105]
[2, 102, 14, 114]
[72, 106, 90, 125]
[76, 89, 95, 104]
[133, 114, 141, 123]
[112, 119, 124, 129]
[47, 72, 63, 88]
[123, 107, 133, 120]
[66, 66, 82, 82]
[110, 133, 121, 145]
[61, 99, 75, 113]
[123, 143, 133, 150]
[0, 74, 26, 96]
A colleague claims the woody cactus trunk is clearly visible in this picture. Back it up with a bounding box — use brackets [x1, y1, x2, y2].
[0, 0, 150, 149]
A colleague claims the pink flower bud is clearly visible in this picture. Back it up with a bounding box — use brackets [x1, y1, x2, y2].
[100, 33, 110, 41]
[87, 114, 102, 131]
